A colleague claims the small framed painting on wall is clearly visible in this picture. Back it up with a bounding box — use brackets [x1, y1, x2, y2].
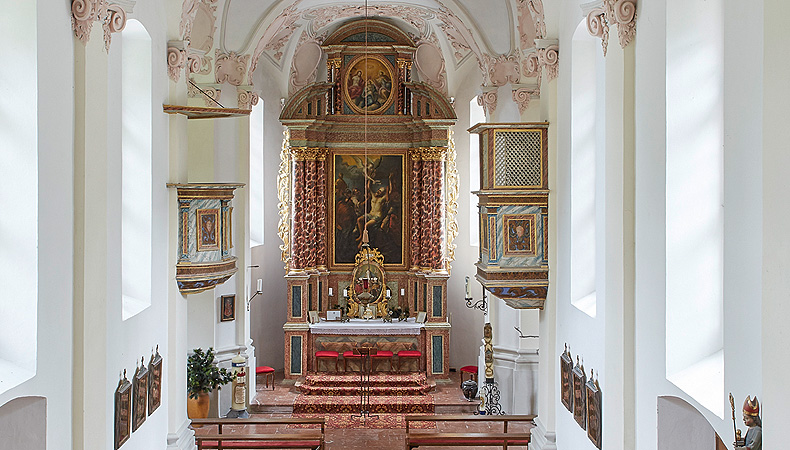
[220, 294, 235, 322]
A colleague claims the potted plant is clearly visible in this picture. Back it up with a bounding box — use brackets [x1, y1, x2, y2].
[187, 347, 234, 420]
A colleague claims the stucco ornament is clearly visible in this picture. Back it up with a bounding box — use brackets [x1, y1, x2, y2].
[414, 40, 447, 94]
[250, 2, 302, 72]
[288, 33, 324, 95]
[180, 0, 218, 43]
[215, 50, 250, 86]
[477, 88, 498, 118]
[71, 0, 128, 50]
[188, 80, 221, 107]
[516, 0, 546, 49]
[237, 89, 260, 110]
[586, 0, 637, 56]
[167, 45, 187, 82]
[485, 53, 522, 87]
[536, 41, 559, 81]
[512, 87, 539, 114]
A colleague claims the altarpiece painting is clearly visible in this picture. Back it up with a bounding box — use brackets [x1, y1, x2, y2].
[332, 153, 404, 267]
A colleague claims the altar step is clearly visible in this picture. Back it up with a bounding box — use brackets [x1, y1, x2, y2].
[299, 372, 429, 390]
[299, 385, 430, 396]
[293, 394, 435, 415]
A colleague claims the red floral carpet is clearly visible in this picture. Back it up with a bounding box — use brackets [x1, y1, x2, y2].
[292, 373, 435, 428]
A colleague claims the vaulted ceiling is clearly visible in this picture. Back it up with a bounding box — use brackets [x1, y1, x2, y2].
[179, 0, 557, 98]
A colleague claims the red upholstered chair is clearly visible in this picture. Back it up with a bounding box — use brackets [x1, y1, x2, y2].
[315, 351, 339, 373]
[460, 365, 478, 385]
[371, 350, 394, 372]
[256, 366, 275, 390]
[397, 350, 422, 372]
[342, 350, 362, 372]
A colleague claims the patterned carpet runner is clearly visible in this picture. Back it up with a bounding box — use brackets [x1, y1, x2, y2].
[292, 373, 435, 427]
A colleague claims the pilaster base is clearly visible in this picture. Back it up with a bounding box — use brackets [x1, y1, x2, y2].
[528, 416, 557, 450]
[166, 419, 196, 450]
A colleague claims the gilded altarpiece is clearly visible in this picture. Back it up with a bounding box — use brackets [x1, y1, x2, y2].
[278, 19, 456, 379]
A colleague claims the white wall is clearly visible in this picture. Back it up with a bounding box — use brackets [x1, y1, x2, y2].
[0, 2, 75, 449]
[633, 0, 765, 448]
[101, 2, 171, 449]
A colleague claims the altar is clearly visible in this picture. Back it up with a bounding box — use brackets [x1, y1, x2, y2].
[308, 318, 427, 373]
[277, 19, 455, 380]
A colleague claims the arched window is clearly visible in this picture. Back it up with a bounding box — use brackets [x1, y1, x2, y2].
[570, 20, 604, 317]
[469, 97, 485, 246]
[665, 0, 724, 416]
[249, 100, 264, 247]
[121, 20, 153, 320]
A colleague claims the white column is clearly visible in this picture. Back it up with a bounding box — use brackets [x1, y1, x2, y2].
[73, 24, 110, 450]
[762, 1, 790, 447]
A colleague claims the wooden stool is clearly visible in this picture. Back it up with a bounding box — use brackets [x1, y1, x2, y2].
[343, 350, 362, 372]
[315, 351, 339, 373]
[397, 350, 422, 372]
[256, 366, 275, 390]
[371, 350, 394, 372]
[460, 365, 478, 385]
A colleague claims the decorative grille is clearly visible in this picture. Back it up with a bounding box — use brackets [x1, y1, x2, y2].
[494, 130, 542, 187]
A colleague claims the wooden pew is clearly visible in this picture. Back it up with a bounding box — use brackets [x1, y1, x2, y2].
[191, 417, 325, 450]
[405, 414, 535, 449]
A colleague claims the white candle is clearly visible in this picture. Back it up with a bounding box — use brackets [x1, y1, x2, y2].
[328, 287, 333, 296]
[465, 276, 471, 298]
[256, 279, 262, 292]
[400, 288, 405, 296]
[343, 288, 348, 297]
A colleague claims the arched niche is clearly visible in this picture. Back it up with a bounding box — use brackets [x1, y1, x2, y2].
[0, 396, 46, 450]
[657, 396, 727, 450]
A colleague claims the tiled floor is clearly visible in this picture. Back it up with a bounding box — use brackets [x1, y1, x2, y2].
[235, 371, 531, 449]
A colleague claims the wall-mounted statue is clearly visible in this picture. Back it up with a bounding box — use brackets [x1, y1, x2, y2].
[731, 393, 762, 450]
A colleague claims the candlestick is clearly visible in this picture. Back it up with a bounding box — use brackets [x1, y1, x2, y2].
[256, 279, 262, 293]
[328, 287, 333, 296]
[465, 276, 471, 299]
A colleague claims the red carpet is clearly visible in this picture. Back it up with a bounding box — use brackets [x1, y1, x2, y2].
[292, 373, 435, 427]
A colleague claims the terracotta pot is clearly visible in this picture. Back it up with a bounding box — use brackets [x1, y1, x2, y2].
[187, 391, 210, 424]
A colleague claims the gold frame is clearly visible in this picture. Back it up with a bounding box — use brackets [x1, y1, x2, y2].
[220, 294, 235, 322]
[196, 208, 220, 252]
[330, 151, 406, 270]
[347, 246, 389, 318]
[343, 54, 396, 115]
[114, 371, 132, 449]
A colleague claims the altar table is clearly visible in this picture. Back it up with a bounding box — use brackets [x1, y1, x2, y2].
[308, 318, 427, 373]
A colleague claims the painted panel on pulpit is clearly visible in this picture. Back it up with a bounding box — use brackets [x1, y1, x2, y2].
[331, 153, 405, 268]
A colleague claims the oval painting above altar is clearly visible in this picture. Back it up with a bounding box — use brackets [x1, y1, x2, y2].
[343, 55, 395, 115]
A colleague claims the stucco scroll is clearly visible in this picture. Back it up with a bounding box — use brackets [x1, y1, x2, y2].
[167, 45, 187, 82]
[585, 0, 637, 56]
[71, 0, 128, 50]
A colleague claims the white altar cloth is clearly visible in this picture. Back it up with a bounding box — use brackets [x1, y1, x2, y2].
[309, 318, 423, 335]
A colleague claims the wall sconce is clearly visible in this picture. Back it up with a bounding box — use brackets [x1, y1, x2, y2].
[465, 275, 487, 312]
[247, 278, 263, 311]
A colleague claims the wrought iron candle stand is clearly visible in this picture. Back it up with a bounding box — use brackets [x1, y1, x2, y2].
[476, 322, 504, 415]
[478, 379, 505, 415]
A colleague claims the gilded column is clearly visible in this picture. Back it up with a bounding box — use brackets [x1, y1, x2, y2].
[431, 150, 446, 269]
[291, 148, 307, 270]
[304, 155, 317, 269]
[178, 199, 191, 262]
[409, 148, 422, 270]
[315, 150, 328, 269]
[419, 149, 434, 270]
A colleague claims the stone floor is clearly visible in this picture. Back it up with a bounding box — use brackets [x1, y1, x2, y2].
[240, 370, 531, 450]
